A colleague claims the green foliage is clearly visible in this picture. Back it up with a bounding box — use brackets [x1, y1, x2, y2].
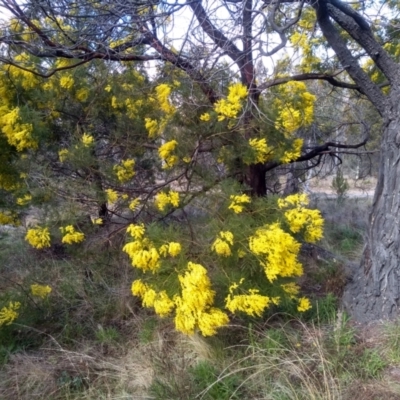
[138, 316, 158, 344]
[331, 168, 350, 203]
[357, 349, 387, 379]
[307, 293, 339, 323]
[189, 361, 243, 400]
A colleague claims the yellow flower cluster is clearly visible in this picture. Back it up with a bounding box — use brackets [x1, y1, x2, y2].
[158, 140, 178, 169]
[281, 282, 300, 298]
[228, 194, 251, 214]
[278, 193, 324, 243]
[214, 83, 248, 121]
[226, 280, 273, 317]
[25, 227, 51, 249]
[281, 138, 303, 164]
[155, 190, 180, 211]
[249, 222, 302, 282]
[159, 242, 182, 257]
[114, 159, 136, 182]
[200, 113, 210, 121]
[105, 188, 118, 204]
[60, 225, 85, 244]
[174, 262, 229, 336]
[76, 88, 89, 102]
[16, 194, 32, 206]
[144, 118, 159, 138]
[60, 75, 74, 89]
[289, 8, 320, 73]
[128, 198, 141, 211]
[0, 301, 20, 326]
[30, 284, 52, 299]
[0, 106, 37, 151]
[275, 81, 316, 135]
[155, 84, 176, 115]
[81, 133, 94, 147]
[123, 224, 161, 272]
[0, 211, 19, 226]
[132, 262, 229, 336]
[211, 231, 234, 257]
[297, 297, 312, 312]
[132, 280, 175, 317]
[58, 149, 69, 162]
[248, 138, 273, 164]
[127, 223, 145, 239]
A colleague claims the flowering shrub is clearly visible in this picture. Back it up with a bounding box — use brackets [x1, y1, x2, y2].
[125, 192, 321, 336]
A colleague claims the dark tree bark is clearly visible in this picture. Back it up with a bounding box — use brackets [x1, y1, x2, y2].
[343, 89, 400, 321]
[312, 0, 400, 321]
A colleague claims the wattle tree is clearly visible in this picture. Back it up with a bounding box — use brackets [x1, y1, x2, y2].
[0, 0, 399, 323]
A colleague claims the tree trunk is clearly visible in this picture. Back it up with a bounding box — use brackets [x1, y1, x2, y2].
[343, 91, 400, 321]
[247, 163, 267, 196]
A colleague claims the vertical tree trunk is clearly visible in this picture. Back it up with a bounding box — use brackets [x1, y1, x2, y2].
[247, 163, 267, 196]
[343, 92, 400, 321]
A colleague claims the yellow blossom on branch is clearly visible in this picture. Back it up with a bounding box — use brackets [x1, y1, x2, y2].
[248, 138, 273, 164]
[158, 140, 178, 169]
[228, 194, 251, 214]
[226, 287, 271, 317]
[127, 223, 145, 240]
[211, 231, 234, 257]
[281, 282, 300, 298]
[159, 242, 182, 257]
[0, 107, 37, 151]
[214, 83, 248, 121]
[128, 198, 140, 211]
[31, 284, 52, 299]
[155, 83, 176, 115]
[174, 262, 229, 336]
[123, 227, 161, 272]
[105, 188, 118, 204]
[0, 211, 19, 226]
[144, 118, 159, 138]
[60, 225, 85, 244]
[132, 280, 175, 317]
[0, 301, 20, 326]
[58, 149, 69, 162]
[59, 75, 74, 89]
[297, 297, 312, 312]
[200, 113, 211, 121]
[16, 194, 32, 206]
[81, 133, 94, 147]
[249, 222, 302, 282]
[274, 81, 316, 136]
[155, 190, 180, 211]
[114, 159, 136, 182]
[25, 226, 51, 249]
[278, 193, 324, 243]
[281, 139, 303, 164]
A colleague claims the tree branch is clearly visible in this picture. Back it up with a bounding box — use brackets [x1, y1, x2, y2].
[257, 70, 361, 92]
[313, 0, 387, 116]
[328, 0, 400, 85]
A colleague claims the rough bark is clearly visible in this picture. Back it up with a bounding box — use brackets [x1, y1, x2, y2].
[343, 89, 400, 321]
